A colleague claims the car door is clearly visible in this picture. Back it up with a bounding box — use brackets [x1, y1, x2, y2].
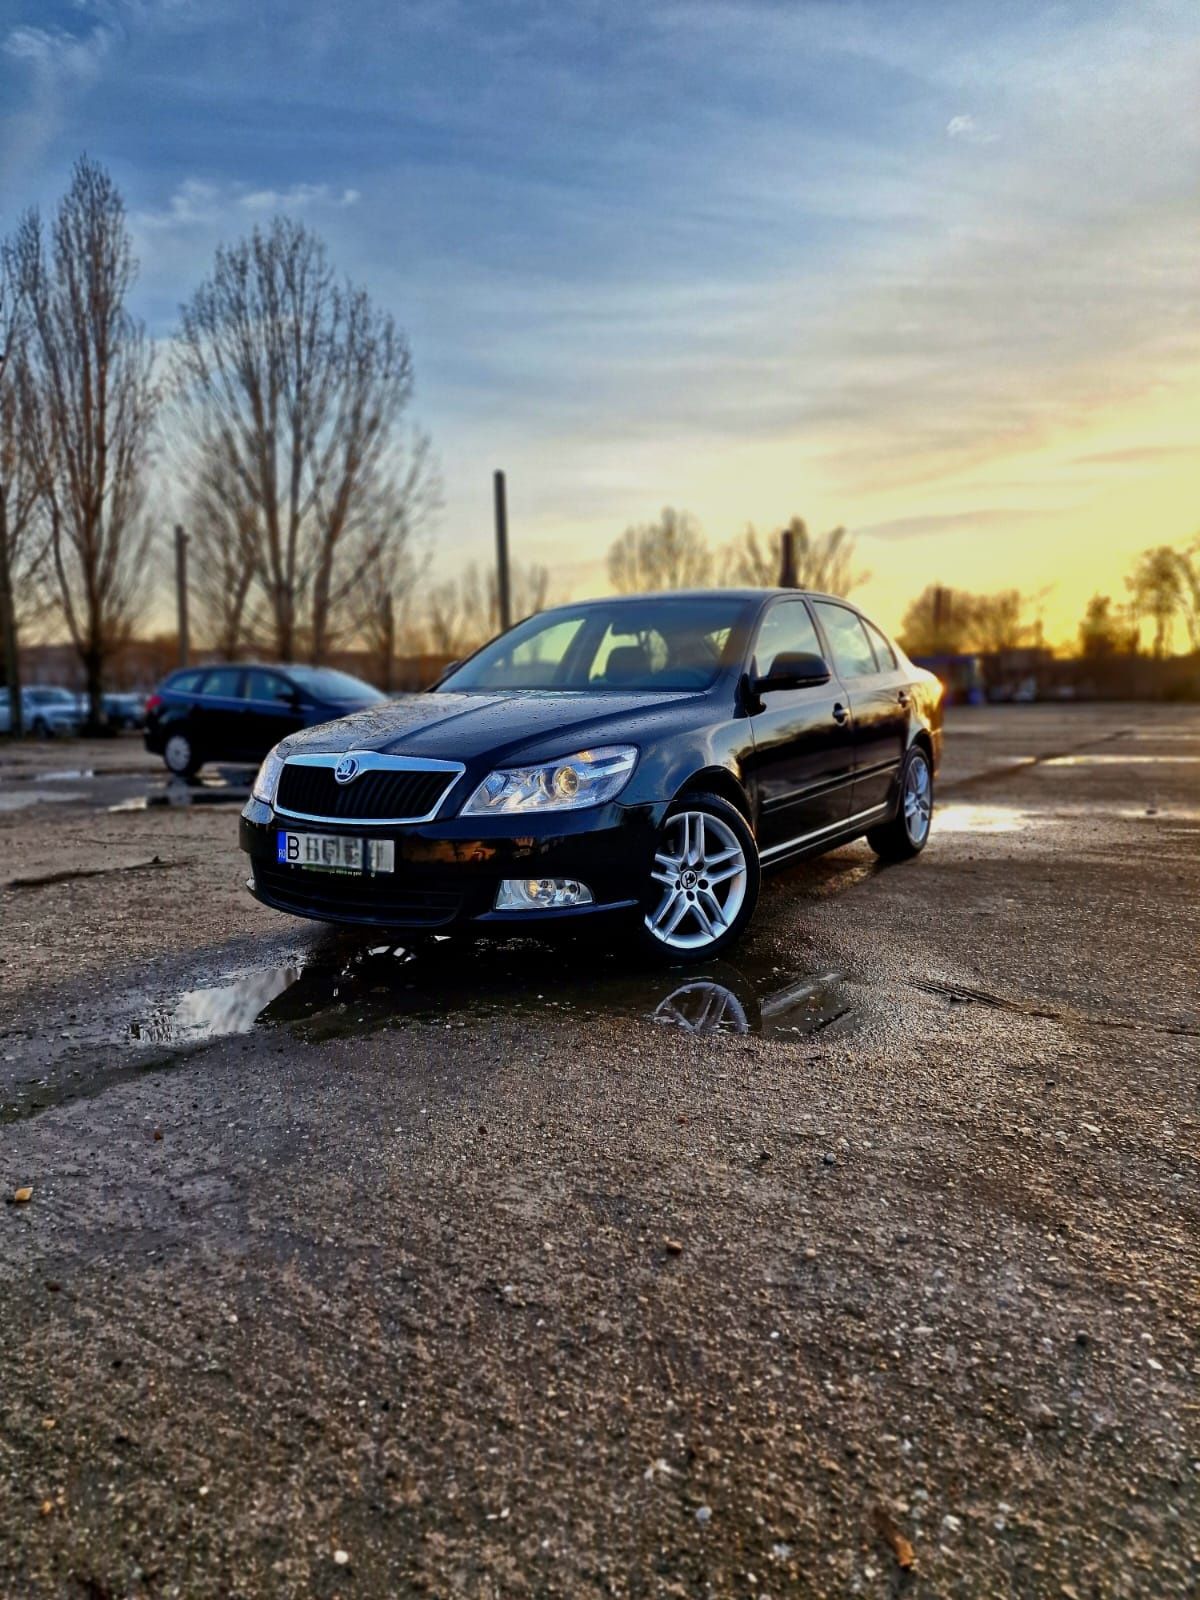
[242, 669, 306, 759]
[812, 602, 908, 817]
[191, 667, 246, 759]
[745, 597, 856, 851]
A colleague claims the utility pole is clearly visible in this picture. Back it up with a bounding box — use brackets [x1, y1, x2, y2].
[493, 469, 512, 632]
[778, 525, 797, 588]
[174, 524, 190, 668]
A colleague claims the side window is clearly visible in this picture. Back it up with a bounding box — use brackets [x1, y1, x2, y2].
[752, 601, 822, 678]
[199, 667, 243, 699]
[244, 670, 293, 704]
[169, 670, 203, 694]
[863, 618, 898, 671]
[814, 603, 878, 678]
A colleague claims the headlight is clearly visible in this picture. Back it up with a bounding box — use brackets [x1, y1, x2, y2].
[252, 745, 287, 805]
[461, 745, 637, 815]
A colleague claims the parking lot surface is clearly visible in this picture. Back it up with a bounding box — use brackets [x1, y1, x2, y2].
[0, 706, 1196, 1598]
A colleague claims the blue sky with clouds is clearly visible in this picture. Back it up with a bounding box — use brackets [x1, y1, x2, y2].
[2, 0, 1198, 636]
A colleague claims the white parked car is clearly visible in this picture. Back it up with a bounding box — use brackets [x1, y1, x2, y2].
[0, 686, 85, 738]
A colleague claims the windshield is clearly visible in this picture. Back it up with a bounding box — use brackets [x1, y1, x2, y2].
[438, 597, 756, 693]
[286, 667, 385, 703]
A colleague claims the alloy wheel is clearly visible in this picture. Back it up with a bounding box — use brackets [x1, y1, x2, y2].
[646, 809, 749, 952]
[165, 733, 193, 774]
[904, 753, 932, 845]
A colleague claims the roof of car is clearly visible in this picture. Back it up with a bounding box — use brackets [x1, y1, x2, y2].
[551, 588, 863, 607]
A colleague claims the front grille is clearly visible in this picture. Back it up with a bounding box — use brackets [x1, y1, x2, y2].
[276, 763, 454, 823]
[254, 862, 464, 926]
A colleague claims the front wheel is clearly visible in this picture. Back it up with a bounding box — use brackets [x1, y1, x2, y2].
[867, 745, 933, 861]
[638, 793, 760, 962]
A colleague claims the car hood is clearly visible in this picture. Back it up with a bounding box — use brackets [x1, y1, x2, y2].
[280, 688, 703, 765]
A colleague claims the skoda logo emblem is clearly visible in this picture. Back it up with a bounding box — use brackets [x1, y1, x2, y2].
[334, 755, 361, 785]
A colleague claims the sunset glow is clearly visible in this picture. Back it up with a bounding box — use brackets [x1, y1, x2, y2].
[2, 0, 1197, 644]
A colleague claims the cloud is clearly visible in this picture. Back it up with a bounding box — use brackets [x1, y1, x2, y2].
[945, 113, 998, 145]
[0, 20, 116, 188]
[238, 184, 361, 213]
[135, 179, 362, 231]
[3, 23, 114, 83]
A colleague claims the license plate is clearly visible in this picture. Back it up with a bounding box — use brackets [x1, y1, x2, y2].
[276, 831, 395, 875]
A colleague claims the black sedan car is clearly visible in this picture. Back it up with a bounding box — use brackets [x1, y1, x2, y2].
[145, 664, 385, 777]
[240, 591, 943, 960]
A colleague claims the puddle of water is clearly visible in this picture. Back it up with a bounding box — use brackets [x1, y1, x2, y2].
[1043, 754, 1200, 766]
[934, 803, 1039, 834]
[0, 789, 86, 813]
[130, 967, 303, 1044]
[126, 941, 859, 1047]
[29, 768, 96, 782]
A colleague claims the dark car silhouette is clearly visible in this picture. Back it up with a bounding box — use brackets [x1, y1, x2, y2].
[239, 591, 944, 962]
[144, 664, 385, 778]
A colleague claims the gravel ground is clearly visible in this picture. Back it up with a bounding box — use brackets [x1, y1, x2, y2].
[0, 705, 1196, 1599]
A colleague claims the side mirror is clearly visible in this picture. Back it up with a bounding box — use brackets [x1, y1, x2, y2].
[753, 651, 832, 693]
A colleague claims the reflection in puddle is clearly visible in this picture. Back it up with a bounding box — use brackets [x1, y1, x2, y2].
[935, 803, 1037, 834]
[130, 967, 303, 1044]
[128, 943, 858, 1047]
[1044, 754, 1200, 766]
[0, 789, 86, 812]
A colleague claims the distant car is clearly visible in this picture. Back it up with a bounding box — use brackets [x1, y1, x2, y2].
[240, 589, 944, 960]
[0, 686, 84, 738]
[144, 663, 386, 777]
[103, 692, 146, 731]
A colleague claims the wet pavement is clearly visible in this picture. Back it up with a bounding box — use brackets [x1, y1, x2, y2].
[0, 706, 1197, 1598]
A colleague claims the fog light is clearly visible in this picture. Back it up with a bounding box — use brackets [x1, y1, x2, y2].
[495, 877, 594, 910]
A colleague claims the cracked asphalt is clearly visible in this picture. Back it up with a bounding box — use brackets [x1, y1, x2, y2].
[0, 705, 1197, 1599]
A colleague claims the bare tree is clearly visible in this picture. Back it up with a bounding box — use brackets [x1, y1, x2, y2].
[1126, 545, 1189, 659]
[1079, 594, 1139, 659]
[718, 524, 776, 586]
[418, 557, 556, 659]
[969, 589, 1030, 654]
[354, 473, 435, 688]
[718, 517, 868, 593]
[175, 217, 434, 663]
[14, 160, 157, 727]
[898, 583, 976, 656]
[0, 229, 48, 735]
[608, 507, 712, 594]
[184, 437, 259, 659]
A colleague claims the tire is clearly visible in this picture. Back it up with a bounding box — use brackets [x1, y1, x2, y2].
[637, 792, 760, 963]
[163, 730, 202, 779]
[867, 744, 933, 861]
[32, 717, 49, 739]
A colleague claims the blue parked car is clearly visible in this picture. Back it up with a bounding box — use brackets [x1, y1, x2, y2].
[143, 663, 384, 777]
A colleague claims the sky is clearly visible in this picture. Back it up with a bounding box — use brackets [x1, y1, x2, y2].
[1, 0, 1198, 645]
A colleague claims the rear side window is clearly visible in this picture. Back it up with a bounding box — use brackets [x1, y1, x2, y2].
[244, 670, 294, 704]
[199, 667, 243, 698]
[814, 602, 878, 678]
[863, 618, 898, 671]
[752, 601, 822, 677]
[167, 670, 203, 694]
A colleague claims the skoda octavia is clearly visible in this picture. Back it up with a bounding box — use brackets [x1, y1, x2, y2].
[240, 590, 943, 960]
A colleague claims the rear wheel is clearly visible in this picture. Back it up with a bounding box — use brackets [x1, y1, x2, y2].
[164, 731, 202, 779]
[867, 745, 933, 861]
[638, 793, 759, 962]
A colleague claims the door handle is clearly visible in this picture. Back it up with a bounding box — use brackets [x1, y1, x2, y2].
[832, 703, 849, 724]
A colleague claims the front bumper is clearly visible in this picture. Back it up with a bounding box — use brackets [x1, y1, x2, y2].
[239, 797, 662, 930]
